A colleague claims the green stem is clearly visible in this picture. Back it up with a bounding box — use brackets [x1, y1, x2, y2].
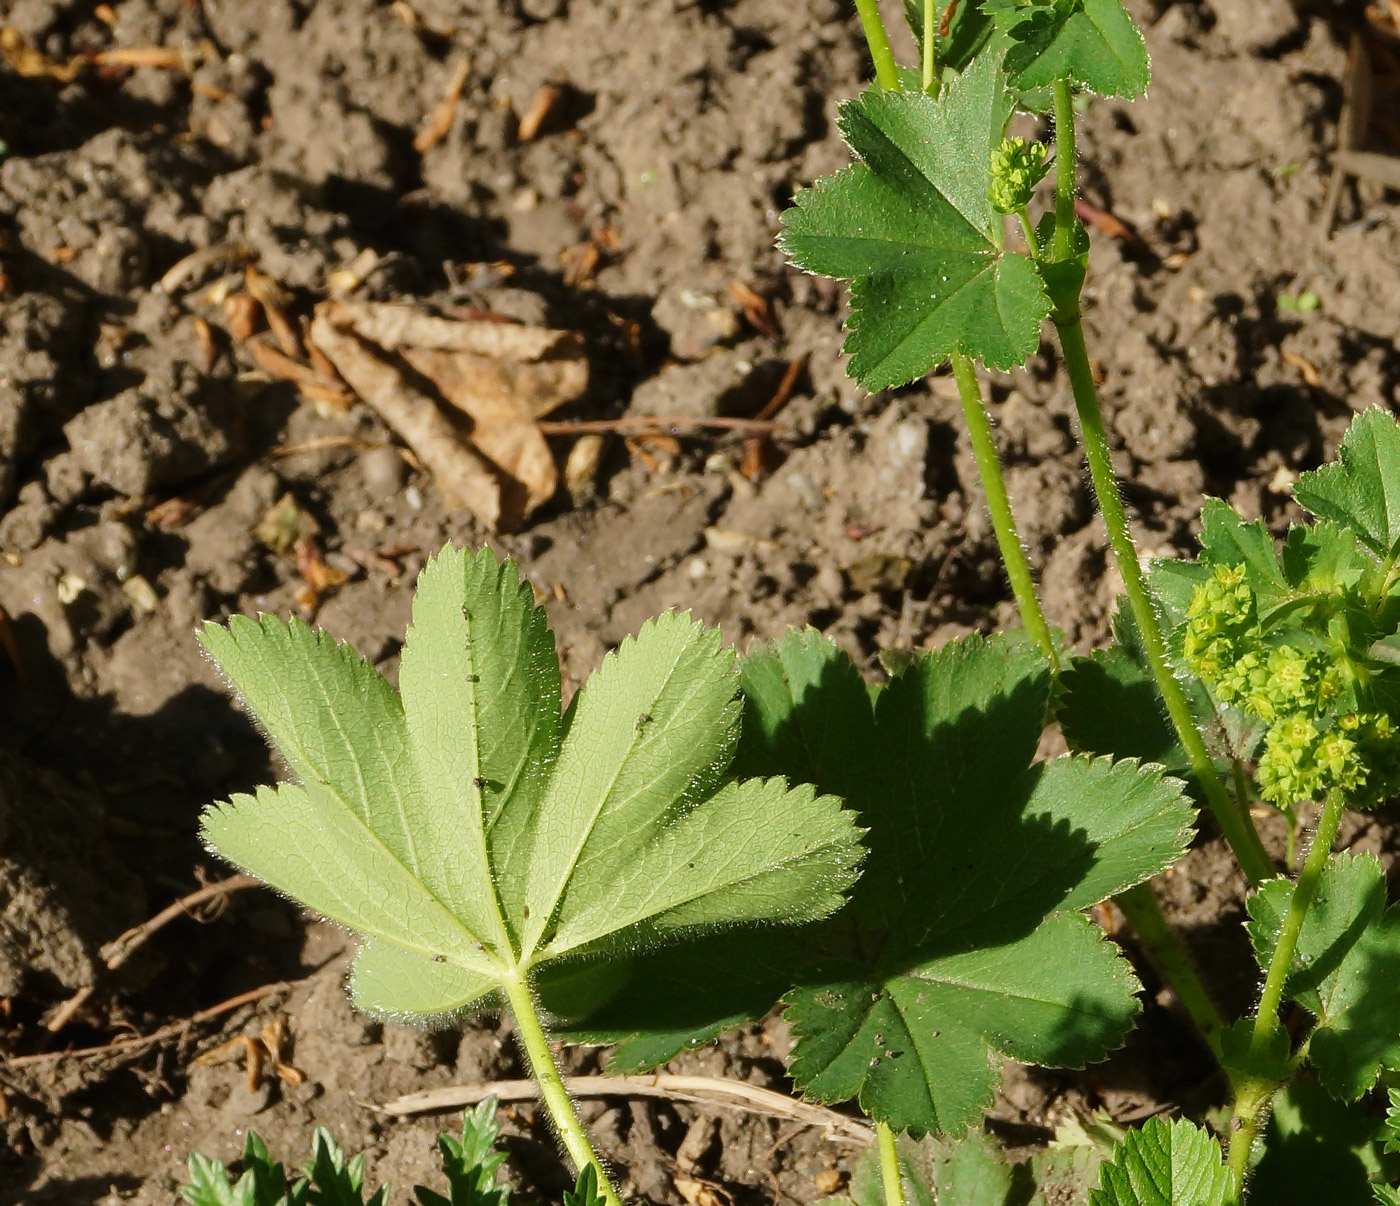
[501, 971, 624, 1206]
[1226, 790, 1346, 1197]
[1250, 789, 1346, 1058]
[1051, 79, 1078, 263]
[1114, 883, 1224, 1060]
[950, 353, 1058, 670]
[1052, 316, 1274, 887]
[853, 0, 901, 91]
[876, 1121, 908, 1206]
[1226, 1073, 1276, 1196]
[1017, 208, 1039, 257]
[922, 0, 937, 93]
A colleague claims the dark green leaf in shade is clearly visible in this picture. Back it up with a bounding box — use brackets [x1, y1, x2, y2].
[555, 631, 1193, 1136]
[1247, 853, 1400, 1100]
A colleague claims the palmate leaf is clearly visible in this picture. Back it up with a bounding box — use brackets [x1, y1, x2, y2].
[1294, 408, 1400, 562]
[988, 0, 1150, 101]
[553, 630, 1193, 1136]
[1247, 853, 1400, 1101]
[200, 546, 864, 1024]
[1086, 1118, 1231, 1206]
[780, 48, 1049, 387]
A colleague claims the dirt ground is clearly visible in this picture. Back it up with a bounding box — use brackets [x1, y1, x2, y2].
[2, 0, 1400, 1201]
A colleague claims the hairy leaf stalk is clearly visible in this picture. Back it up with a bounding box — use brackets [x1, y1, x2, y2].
[950, 353, 1058, 669]
[877, 1120, 908, 1206]
[853, 0, 901, 91]
[500, 971, 625, 1206]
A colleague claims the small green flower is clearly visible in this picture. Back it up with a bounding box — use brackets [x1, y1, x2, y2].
[988, 137, 1051, 215]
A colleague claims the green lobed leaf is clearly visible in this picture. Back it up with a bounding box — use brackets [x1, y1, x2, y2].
[1086, 1117, 1232, 1206]
[1057, 646, 1190, 779]
[202, 546, 865, 1028]
[780, 48, 1050, 386]
[556, 630, 1193, 1135]
[180, 1154, 260, 1206]
[1294, 408, 1400, 562]
[988, 0, 1150, 100]
[1247, 853, 1400, 1100]
[1195, 497, 1289, 596]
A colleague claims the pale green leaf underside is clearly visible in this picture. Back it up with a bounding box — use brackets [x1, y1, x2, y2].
[785, 913, 1141, 1136]
[1087, 1117, 1232, 1206]
[1294, 408, 1400, 561]
[542, 777, 861, 958]
[198, 614, 424, 874]
[521, 611, 742, 958]
[779, 49, 1048, 387]
[396, 545, 560, 948]
[992, 0, 1151, 100]
[351, 937, 496, 1020]
[204, 783, 491, 971]
[201, 547, 864, 1026]
[1247, 853, 1400, 1100]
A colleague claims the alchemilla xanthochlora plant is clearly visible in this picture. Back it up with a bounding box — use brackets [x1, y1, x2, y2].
[188, 2, 1400, 1204]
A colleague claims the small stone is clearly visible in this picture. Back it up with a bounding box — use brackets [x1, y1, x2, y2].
[225, 1079, 274, 1116]
[360, 445, 407, 500]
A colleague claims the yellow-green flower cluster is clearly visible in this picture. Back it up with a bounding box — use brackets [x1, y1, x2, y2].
[1183, 564, 1399, 808]
[988, 137, 1051, 216]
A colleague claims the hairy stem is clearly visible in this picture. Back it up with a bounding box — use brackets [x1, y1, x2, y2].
[922, 0, 937, 92]
[501, 971, 624, 1206]
[1227, 790, 1346, 1196]
[1251, 789, 1345, 1056]
[950, 353, 1058, 669]
[1114, 883, 1224, 1059]
[853, 0, 901, 91]
[1051, 79, 1078, 263]
[877, 1120, 908, 1206]
[950, 352, 1231, 1064]
[1052, 311, 1274, 886]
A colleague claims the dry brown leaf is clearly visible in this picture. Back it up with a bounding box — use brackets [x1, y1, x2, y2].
[310, 305, 503, 529]
[222, 292, 260, 339]
[244, 266, 300, 357]
[310, 299, 588, 529]
[192, 316, 217, 374]
[245, 336, 353, 416]
[415, 57, 471, 153]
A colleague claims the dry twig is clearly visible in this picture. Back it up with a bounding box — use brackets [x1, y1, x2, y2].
[378, 1074, 874, 1146]
[4, 981, 295, 1070]
[100, 874, 261, 971]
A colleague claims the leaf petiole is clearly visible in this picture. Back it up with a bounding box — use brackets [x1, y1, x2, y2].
[499, 971, 624, 1206]
[853, 0, 901, 91]
[921, 0, 937, 93]
[876, 1121, 908, 1206]
[1051, 79, 1079, 265]
[949, 352, 1058, 669]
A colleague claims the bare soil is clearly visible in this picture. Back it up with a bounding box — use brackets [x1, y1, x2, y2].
[2, 0, 1399, 1202]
